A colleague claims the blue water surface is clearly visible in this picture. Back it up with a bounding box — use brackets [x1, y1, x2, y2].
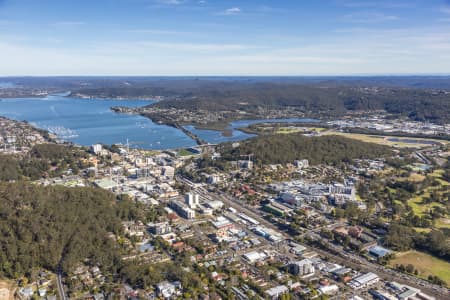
[0, 95, 320, 149]
[185, 117, 320, 144]
[0, 95, 195, 149]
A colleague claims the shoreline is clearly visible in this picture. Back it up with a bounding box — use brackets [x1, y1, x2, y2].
[110, 106, 324, 143]
[0, 93, 158, 101]
[110, 107, 208, 146]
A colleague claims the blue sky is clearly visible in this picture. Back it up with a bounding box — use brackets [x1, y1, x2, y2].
[1, 0, 450, 75]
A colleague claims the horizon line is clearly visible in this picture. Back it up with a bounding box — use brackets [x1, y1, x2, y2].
[1, 73, 450, 78]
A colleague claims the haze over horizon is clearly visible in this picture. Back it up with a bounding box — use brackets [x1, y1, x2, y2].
[1, 0, 450, 76]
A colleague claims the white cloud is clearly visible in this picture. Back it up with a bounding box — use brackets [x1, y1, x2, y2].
[252, 5, 286, 15]
[441, 5, 450, 14]
[341, 1, 379, 7]
[158, 0, 183, 5]
[216, 5, 281, 17]
[0, 20, 17, 26]
[2, 25, 450, 75]
[227, 54, 363, 64]
[339, 1, 414, 9]
[51, 21, 86, 26]
[122, 29, 191, 35]
[134, 40, 252, 52]
[342, 12, 399, 23]
[222, 7, 241, 15]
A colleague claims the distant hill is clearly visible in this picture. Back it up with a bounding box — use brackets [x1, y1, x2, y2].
[3, 76, 450, 89]
[2, 77, 450, 123]
[150, 83, 450, 123]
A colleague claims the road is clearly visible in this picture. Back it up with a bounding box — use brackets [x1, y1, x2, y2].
[197, 187, 286, 234]
[183, 180, 450, 299]
[415, 150, 432, 165]
[56, 270, 67, 300]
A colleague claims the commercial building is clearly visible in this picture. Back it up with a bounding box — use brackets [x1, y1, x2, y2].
[200, 206, 213, 215]
[368, 289, 397, 300]
[135, 167, 152, 178]
[161, 166, 175, 178]
[386, 282, 435, 300]
[238, 160, 253, 170]
[263, 201, 293, 217]
[207, 200, 224, 210]
[91, 144, 103, 155]
[294, 159, 309, 169]
[94, 178, 118, 190]
[348, 226, 363, 238]
[279, 192, 301, 207]
[265, 285, 289, 300]
[185, 193, 199, 209]
[348, 296, 365, 300]
[243, 251, 267, 263]
[329, 183, 356, 204]
[318, 284, 339, 295]
[252, 226, 284, 243]
[263, 204, 285, 217]
[207, 174, 221, 184]
[398, 289, 419, 300]
[288, 259, 315, 276]
[148, 222, 172, 235]
[156, 281, 177, 299]
[238, 213, 260, 225]
[348, 272, 380, 289]
[170, 200, 196, 219]
[368, 246, 391, 258]
[211, 216, 234, 230]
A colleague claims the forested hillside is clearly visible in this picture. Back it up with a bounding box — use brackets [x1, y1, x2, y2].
[0, 144, 90, 181]
[153, 84, 450, 123]
[219, 134, 392, 165]
[0, 183, 124, 278]
[4, 77, 450, 122]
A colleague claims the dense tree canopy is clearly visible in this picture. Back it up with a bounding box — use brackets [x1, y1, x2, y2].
[385, 223, 450, 261]
[0, 182, 124, 278]
[30, 144, 85, 160]
[0, 144, 90, 181]
[147, 83, 450, 123]
[218, 134, 392, 165]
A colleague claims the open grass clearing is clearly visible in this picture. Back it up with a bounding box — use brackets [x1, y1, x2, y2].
[435, 218, 450, 229]
[408, 191, 445, 216]
[323, 131, 447, 148]
[414, 227, 431, 233]
[389, 250, 450, 286]
[275, 126, 326, 134]
[408, 173, 426, 182]
[396, 172, 426, 183]
[0, 280, 16, 300]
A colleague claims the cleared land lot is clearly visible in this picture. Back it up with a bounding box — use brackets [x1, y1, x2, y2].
[323, 132, 447, 148]
[407, 169, 448, 222]
[0, 280, 15, 300]
[389, 251, 450, 286]
[275, 126, 326, 134]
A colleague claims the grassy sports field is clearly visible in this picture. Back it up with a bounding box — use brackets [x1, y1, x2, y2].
[323, 131, 447, 148]
[389, 251, 450, 286]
